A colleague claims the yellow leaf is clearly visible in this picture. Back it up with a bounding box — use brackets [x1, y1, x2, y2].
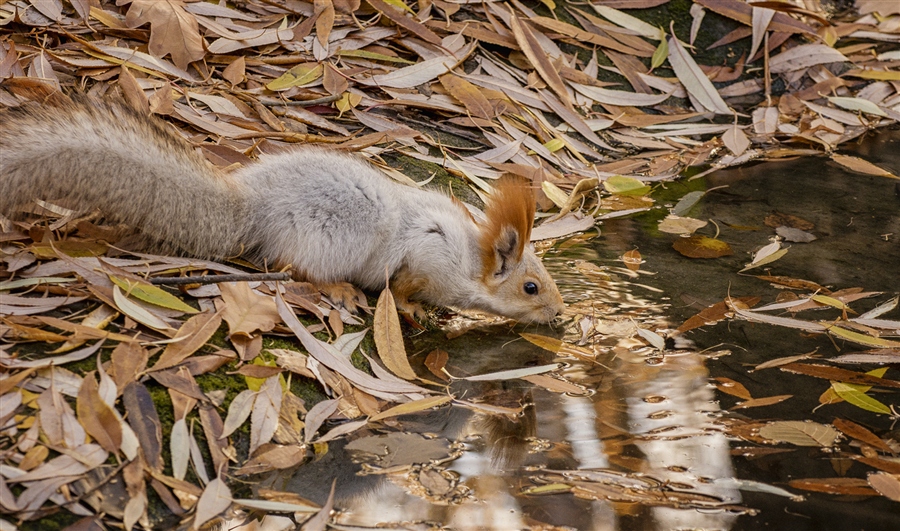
[811, 294, 851, 311]
[373, 287, 417, 380]
[831, 382, 891, 414]
[266, 63, 323, 91]
[369, 395, 453, 422]
[335, 92, 362, 117]
[378, 0, 415, 14]
[519, 333, 563, 354]
[543, 138, 566, 152]
[826, 325, 900, 348]
[844, 69, 900, 81]
[673, 235, 733, 259]
[651, 39, 668, 69]
[110, 275, 197, 313]
[112, 285, 173, 331]
[336, 49, 415, 64]
[439, 73, 496, 120]
[541, 181, 569, 209]
[603, 175, 651, 196]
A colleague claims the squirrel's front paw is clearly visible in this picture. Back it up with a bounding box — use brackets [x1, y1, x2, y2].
[319, 282, 367, 313]
[394, 297, 428, 321]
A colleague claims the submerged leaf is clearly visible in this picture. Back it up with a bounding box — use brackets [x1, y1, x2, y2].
[673, 235, 733, 258]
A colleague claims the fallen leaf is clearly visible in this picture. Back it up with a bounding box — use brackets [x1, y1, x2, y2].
[124, 0, 205, 70]
[758, 421, 840, 447]
[673, 235, 733, 258]
[868, 473, 900, 502]
[373, 287, 418, 381]
[194, 477, 233, 529]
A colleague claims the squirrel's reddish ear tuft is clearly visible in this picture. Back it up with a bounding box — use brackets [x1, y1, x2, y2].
[479, 175, 535, 278]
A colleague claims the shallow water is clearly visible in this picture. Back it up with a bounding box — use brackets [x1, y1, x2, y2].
[269, 129, 899, 530]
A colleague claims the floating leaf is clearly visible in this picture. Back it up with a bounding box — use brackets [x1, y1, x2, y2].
[831, 154, 899, 179]
[831, 382, 892, 414]
[659, 215, 707, 235]
[758, 421, 840, 447]
[519, 333, 564, 354]
[713, 377, 752, 400]
[868, 473, 900, 502]
[827, 325, 900, 349]
[369, 395, 453, 422]
[731, 395, 792, 409]
[832, 418, 893, 452]
[463, 364, 561, 381]
[603, 175, 651, 196]
[622, 249, 642, 272]
[788, 477, 876, 496]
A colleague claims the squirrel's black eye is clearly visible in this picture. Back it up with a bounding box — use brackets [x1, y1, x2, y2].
[523, 282, 538, 295]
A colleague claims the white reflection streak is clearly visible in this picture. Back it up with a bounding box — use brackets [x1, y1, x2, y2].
[561, 395, 617, 531]
[450, 449, 525, 530]
[626, 356, 739, 531]
[562, 396, 609, 469]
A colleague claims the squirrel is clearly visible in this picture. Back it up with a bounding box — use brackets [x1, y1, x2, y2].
[0, 96, 565, 323]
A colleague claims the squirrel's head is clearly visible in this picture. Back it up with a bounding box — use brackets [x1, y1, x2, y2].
[477, 176, 565, 324]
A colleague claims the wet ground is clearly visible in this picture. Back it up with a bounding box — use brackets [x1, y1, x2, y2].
[263, 129, 900, 530]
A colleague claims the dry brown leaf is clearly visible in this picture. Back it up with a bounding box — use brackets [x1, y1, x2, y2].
[788, 477, 876, 495]
[833, 418, 894, 453]
[76, 372, 122, 453]
[313, 0, 335, 48]
[218, 282, 278, 339]
[367, 0, 441, 45]
[780, 363, 900, 389]
[373, 287, 418, 381]
[694, 0, 816, 35]
[759, 421, 840, 447]
[731, 395, 792, 409]
[507, 13, 572, 110]
[124, 0, 205, 70]
[622, 249, 642, 272]
[151, 310, 223, 372]
[713, 377, 753, 400]
[424, 349, 450, 382]
[36, 385, 85, 449]
[667, 30, 731, 115]
[439, 73, 497, 120]
[221, 56, 245, 85]
[194, 477, 233, 529]
[868, 473, 900, 502]
[831, 154, 899, 179]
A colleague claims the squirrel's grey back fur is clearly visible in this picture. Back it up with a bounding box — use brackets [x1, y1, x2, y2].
[1, 96, 564, 322]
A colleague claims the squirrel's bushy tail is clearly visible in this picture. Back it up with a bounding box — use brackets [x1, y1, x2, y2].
[0, 96, 249, 258]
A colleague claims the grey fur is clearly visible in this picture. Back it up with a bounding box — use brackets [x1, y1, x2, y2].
[0, 97, 564, 322]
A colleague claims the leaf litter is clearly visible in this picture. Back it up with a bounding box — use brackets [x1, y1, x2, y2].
[2, 0, 900, 527]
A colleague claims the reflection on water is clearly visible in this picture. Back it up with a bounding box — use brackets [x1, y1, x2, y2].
[267, 131, 898, 530]
[266, 253, 747, 530]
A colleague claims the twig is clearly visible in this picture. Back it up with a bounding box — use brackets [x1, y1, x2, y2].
[259, 95, 342, 107]
[150, 272, 291, 285]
